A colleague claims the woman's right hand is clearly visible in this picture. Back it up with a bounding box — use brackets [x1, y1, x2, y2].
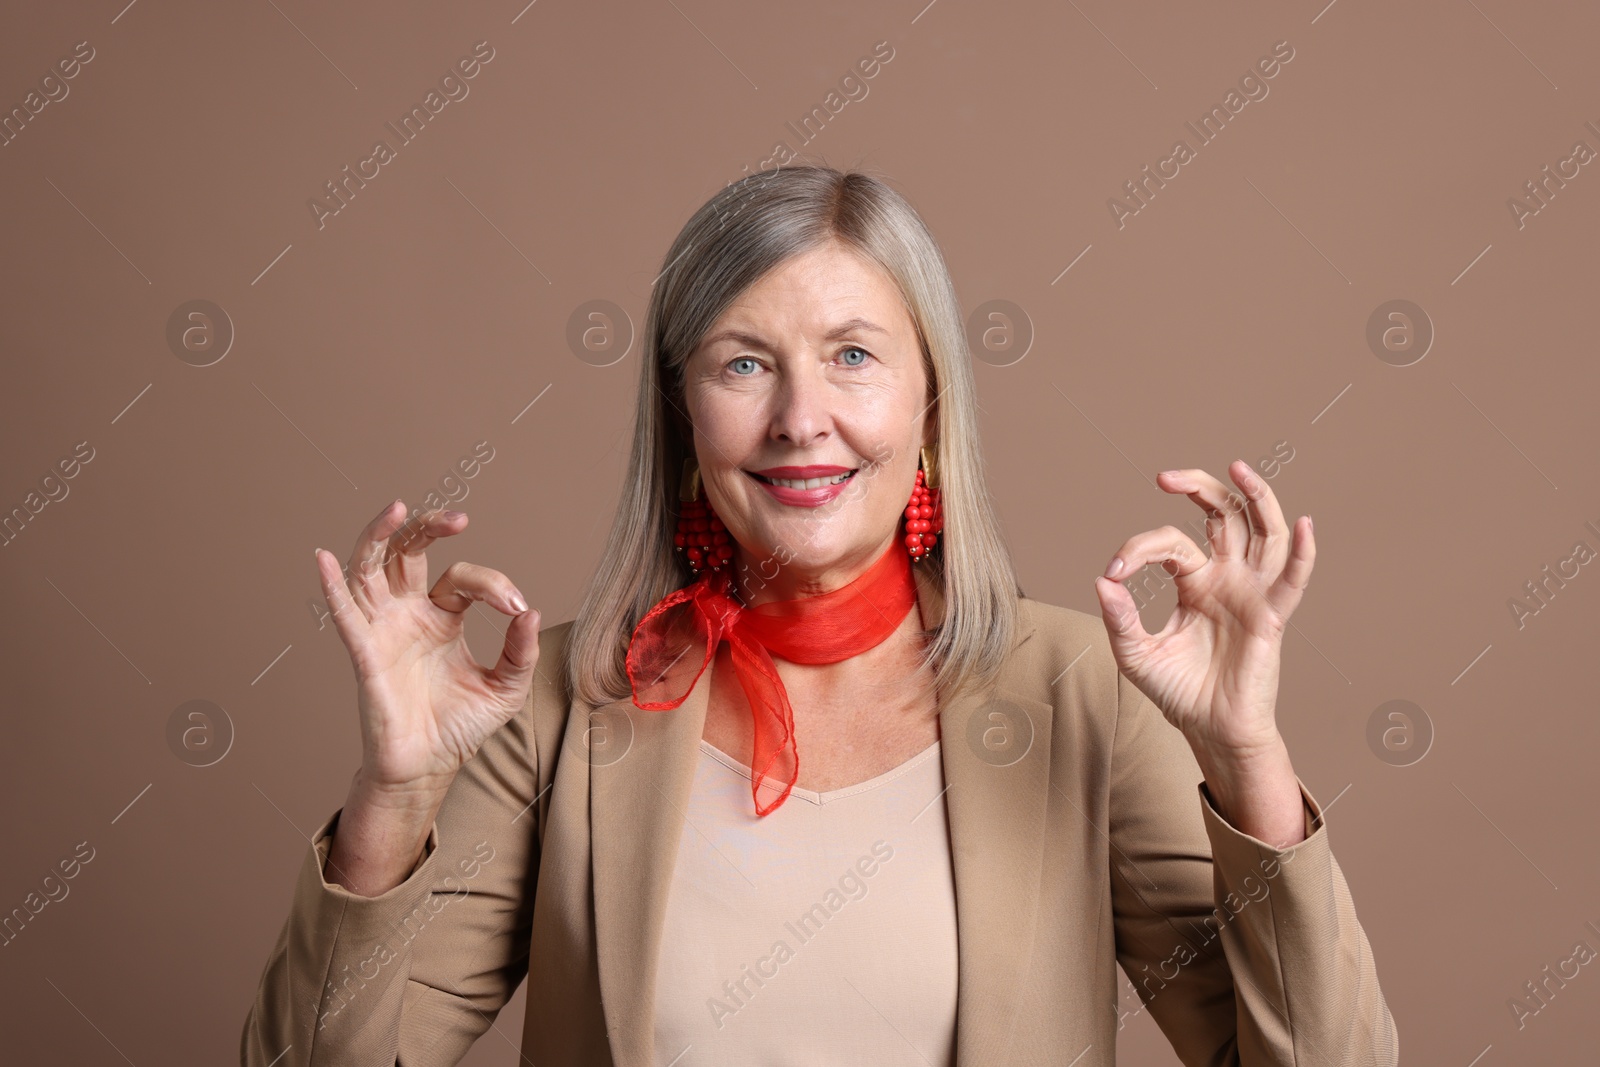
[314, 499, 541, 799]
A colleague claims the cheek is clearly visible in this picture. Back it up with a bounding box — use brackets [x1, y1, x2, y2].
[859, 463, 912, 517]
[692, 396, 762, 456]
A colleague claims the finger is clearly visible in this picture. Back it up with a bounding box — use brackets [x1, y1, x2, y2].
[1226, 460, 1291, 566]
[1266, 515, 1316, 618]
[487, 607, 542, 700]
[1156, 468, 1250, 561]
[384, 507, 470, 599]
[1092, 574, 1153, 667]
[1105, 525, 1210, 585]
[427, 561, 529, 617]
[315, 546, 371, 653]
[345, 499, 408, 615]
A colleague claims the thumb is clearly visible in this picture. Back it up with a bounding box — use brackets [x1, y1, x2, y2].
[1093, 575, 1151, 669]
[488, 608, 541, 700]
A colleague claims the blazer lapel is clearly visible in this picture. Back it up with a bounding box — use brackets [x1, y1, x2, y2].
[590, 661, 711, 1067]
[590, 568, 1052, 1067]
[920, 569, 1056, 1065]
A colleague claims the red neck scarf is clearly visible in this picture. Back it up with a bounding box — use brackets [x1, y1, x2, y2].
[626, 539, 919, 817]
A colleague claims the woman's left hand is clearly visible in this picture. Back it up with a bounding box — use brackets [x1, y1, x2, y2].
[1093, 461, 1315, 765]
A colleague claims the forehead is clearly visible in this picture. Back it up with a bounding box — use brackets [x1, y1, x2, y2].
[705, 243, 913, 340]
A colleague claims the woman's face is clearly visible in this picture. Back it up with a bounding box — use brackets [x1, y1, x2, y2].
[683, 239, 932, 601]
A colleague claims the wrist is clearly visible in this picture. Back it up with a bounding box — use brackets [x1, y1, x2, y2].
[1188, 723, 1286, 771]
[1190, 733, 1294, 801]
[350, 765, 455, 813]
[326, 772, 447, 897]
[1188, 732, 1306, 846]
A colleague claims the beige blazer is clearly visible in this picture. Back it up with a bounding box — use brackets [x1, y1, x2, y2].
[241, 567, 1398, 1066]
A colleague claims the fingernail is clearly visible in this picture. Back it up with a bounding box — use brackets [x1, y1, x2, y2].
[510, 590, 528, 613]
[443, 509, 465, 520]
[1306, 515, 1313, 532]
[1105, 557, 1124, 578]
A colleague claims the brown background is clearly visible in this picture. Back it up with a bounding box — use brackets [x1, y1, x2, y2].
[2, 0, 1597, 1062]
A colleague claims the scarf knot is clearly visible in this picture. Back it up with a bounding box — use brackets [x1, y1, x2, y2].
[625, 540, 918, 816]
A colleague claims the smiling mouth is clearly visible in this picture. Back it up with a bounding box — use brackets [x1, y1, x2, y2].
[748, 470, 858, 489]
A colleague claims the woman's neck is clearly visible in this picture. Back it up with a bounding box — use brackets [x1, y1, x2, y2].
[727, 536, 897, 607]
[735, 591, 932, 717]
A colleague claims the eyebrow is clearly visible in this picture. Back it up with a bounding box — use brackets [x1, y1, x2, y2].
[698, 316, 889, 353]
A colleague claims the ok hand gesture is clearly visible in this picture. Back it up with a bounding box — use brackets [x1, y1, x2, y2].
[1093, 462, 1314, 843]
[314, 500, 541, 798]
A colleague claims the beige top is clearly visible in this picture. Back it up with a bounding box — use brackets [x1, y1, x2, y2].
[653, 736, 958, 1067]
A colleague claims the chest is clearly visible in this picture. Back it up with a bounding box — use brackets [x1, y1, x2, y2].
[654, 724, 958, 1065]
[700, 667, 941, 794]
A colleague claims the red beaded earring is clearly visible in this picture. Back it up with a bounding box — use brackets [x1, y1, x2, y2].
[675, 457, 733, 576]
[906, 445, 943, 562]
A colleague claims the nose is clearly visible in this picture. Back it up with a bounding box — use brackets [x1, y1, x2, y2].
[770, 360, 832, 446]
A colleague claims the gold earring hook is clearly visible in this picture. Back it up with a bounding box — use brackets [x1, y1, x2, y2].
[679, 457, 703, 502]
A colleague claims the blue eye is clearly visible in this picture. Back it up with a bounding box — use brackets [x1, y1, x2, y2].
[730, 357, 759, 375]
[840, 347, 869, 366]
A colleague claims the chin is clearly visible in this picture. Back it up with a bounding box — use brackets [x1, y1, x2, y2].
[776, 532, 880, 571]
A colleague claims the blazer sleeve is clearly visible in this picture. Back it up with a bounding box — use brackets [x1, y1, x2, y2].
[239, 676, 544, 1067]
[1107, 668, 1399, 1066]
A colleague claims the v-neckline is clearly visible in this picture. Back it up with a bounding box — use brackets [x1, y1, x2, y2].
[697, 736, 941, 805]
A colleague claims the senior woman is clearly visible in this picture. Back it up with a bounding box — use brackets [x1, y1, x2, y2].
[242, 165, 1396, 1066]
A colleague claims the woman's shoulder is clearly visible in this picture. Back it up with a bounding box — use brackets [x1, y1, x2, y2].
[1016, 593, 1103, 640]
[1008, 594, 1124, 719]
[537, 617, 578, 657]
[1015, 593, 1114, 663]
[524, 618, 580, 733]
